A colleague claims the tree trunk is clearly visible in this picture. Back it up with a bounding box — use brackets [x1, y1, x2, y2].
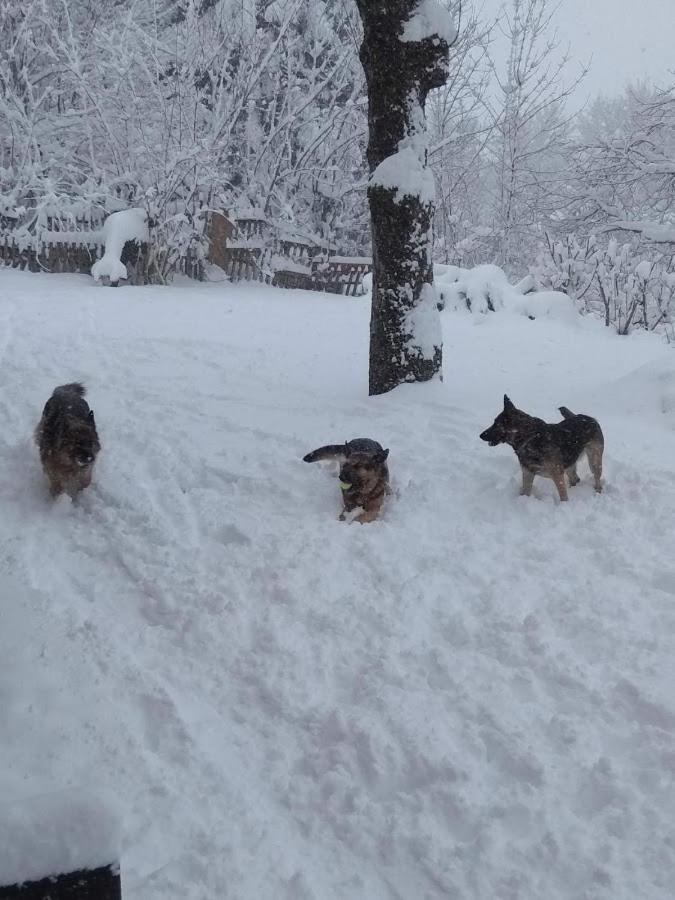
[355, 0, 452, 395]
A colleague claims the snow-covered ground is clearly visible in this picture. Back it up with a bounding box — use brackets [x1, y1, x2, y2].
[1, 269, 674, 899]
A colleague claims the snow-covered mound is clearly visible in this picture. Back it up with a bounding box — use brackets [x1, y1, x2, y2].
[436, 262, 512, 313]
[510, 288, 578, 324]
[91, 208, 148, 284]
[361, 265, 572, 324]
[434, 263, 577, 321]
[591, 354, 675, 426]
[1, 269, 674, 899]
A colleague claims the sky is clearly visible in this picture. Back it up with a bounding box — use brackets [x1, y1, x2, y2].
[478, 0, 674, 103]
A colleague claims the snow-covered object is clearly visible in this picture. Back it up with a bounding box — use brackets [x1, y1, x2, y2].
[91, 208, 149, 283]
[635, 260, 653, 280]
[510, 290, 579, 324]
[437, 263, 511, 313]
[370, 146, 436, 204]
[359, 271, 373, 295]
[435, 263, 578, 323]
[400, 0, 458, 44]
[0, 789, 122, 886]
[403, 282, 442, 360]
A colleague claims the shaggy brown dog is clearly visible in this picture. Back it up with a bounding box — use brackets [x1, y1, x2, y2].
[480, 395, 604, 501]
[303, 438, 390, 523]
[35, 383, 101, 497]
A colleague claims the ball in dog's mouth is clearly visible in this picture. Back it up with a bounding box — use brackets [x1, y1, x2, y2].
[339, 481, 352, 491]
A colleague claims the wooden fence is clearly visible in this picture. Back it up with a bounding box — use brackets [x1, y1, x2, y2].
[0, 211, 371, 295]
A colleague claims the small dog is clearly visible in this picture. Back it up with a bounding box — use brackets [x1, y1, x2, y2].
[303, 438, 390, 523]
[35, 383, 101, 497]
[479, 395, 604, 501]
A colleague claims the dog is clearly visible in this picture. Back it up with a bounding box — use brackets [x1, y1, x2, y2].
[303, 438, 390, 522]
[479, 395, 603, 501]
[35, 383, 101, 497]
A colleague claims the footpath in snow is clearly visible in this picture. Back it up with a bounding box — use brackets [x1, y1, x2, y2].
[1, 269, 674, 899]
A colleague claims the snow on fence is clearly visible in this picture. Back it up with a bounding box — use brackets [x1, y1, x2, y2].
[0, 209, 372, 295]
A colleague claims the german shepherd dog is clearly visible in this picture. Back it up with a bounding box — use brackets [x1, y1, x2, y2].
[35, 383, 101, 497]
[479, 395, 604, 501]
[303, 438, 390, 522]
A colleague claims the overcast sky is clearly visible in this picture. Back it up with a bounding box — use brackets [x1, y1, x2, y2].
[477, 0, 674, 103]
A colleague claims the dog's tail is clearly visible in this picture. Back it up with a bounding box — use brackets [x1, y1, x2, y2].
[53, 382, 87, 398]
[303, 444, 347, 464]
[558, 406, 575, 419]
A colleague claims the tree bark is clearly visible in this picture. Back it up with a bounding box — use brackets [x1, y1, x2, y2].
[355, 0, 451, 395]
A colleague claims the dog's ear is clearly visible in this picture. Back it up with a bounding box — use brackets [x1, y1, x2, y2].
[88, 409, 96, 426]
[380, 448, 390, 462]
[503, 394, 515, 411]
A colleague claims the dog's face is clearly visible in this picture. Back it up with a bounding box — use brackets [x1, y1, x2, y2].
[60, 413, 100, 469]
[479, 395, 526, 446]
[339, 449, 389, 494]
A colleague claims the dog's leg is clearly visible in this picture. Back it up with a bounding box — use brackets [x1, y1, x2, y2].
[355, 493, 384, 523]
[47, 472, 63, 497]
[355, 509, 378, 523]
[586, 440, 603, 493]
[551, 467, 569, 501]
[566, 464, 580, 487]
[520, 466, 535, 497]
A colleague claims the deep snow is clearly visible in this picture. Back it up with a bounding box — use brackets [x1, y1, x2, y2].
[1, 269, 674, 898]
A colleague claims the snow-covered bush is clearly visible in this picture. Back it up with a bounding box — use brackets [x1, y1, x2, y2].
[436, 263, 526, 313]
[533, 234, 675, 334]
[434, 262, 577, 323]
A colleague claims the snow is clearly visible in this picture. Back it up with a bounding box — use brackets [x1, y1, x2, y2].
[91, 208, 149, 283]
[635, 259, 653, 280]
[370, 146, 436, 204]
[359, 271, 372, 295]
[1, 268, 675, 898]
[0, 788, 121, 884]
[403, 281, 442, 360]
[510, 289, 579, 324]
[400, 0, 457, 45]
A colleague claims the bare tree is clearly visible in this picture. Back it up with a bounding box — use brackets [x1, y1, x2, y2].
[485, 0, 586, 272]
[567, 82, 675, 246]
[427, 3, 494, 264]
[355, 0, 454, 395]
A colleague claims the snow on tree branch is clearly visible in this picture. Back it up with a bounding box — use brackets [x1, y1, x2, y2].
[598, 220, 675, 244]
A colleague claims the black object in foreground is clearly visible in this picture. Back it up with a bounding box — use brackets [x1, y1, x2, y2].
[0, 863, 121, 899]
